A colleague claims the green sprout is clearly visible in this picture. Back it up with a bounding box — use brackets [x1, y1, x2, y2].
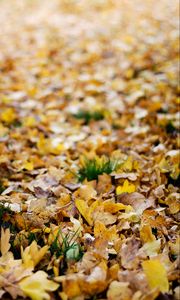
[165, 122, 178, 135]
[73, 110, 104, 124]
[49, 229, 82, 262]
[78, 156, 119, 182]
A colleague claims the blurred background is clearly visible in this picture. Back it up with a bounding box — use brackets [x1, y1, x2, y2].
[0, 0, 179, 110]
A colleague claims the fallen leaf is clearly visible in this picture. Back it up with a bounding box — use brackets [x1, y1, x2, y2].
[1, 108, 16, 123]
[75, 198, 93, 226]
[19, 271, 59, 300]
[140, 224, 156, 244]
[0, 227, 11, 256]
[142, 259, 169, 293]
[21, 241, 49, 268]
[107, 281, 132, 300]
[116, 180, 136, 195]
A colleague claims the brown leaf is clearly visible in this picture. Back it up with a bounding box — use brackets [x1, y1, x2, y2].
[0, 227, 11, 256]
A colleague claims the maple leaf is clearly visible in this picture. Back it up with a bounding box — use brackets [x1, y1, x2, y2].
[21, 241, 49, 268]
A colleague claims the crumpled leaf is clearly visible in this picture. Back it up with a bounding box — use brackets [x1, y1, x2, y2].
[77, 183, 97, 201]
[19, 270, 59, 300]
[107, 281, 132, 300]
[118, 192, 154, 213]
[168, 237, 180, 257]
[166, 193, 180, 214]
[94, 221, 118, 241]
[103, 201, 127, 213]
[159, 151, 180, 180]
[139, 240, 161, 258]
[0, 260, 33, 299]
[81, 261, 108, 295]
[0, 227, 11, 256]
[142, 259, 169, 293]
[120, 237, 141, 269]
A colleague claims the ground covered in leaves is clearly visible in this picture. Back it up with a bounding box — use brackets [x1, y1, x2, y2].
[0, 0, 179, 299]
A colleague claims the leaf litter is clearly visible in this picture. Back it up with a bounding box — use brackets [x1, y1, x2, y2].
[0, 0, 179, 299]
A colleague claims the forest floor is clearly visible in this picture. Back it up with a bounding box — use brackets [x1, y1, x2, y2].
[0, 0, 179, 299]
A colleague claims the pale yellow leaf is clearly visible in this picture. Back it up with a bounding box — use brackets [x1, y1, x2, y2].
[107, 281, 132, 300]
[21, 241, 49, 268]
[19, 270, 59, 300]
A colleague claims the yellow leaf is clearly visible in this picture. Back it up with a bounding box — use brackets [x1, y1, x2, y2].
[89, 199, 101, 216]
[166, 193, 180, 214]
[75, 199, 93, 226]
[49, 142, 64, 155]
[122, 156, 133, 172]
[125, 68, 134, 79]
[159, 155, 180, 180]
[107, 281, 132, 300]
[19, 270, 59, 300]
[94, 221, 118, 241]
[59, 292, 68, 300]
[103, 201, 127, 213]
[37, 135, 64, 155]
[108, 264, 120, 280]
[23, 116, 37, 127]
[0, 227, 11, 256]
[62, 278, 81, 298]
[159, 158, 171, 173]
[94, 221, 106, 237]
[21, 241, 49, 268]
[37, 134, 49, 155]
[23, 161, 34, 171]
[142, 259, 169, 292]
[116, 180, 136, 195]
[140, 224, 156, 244]
[1, 108, 16, 123]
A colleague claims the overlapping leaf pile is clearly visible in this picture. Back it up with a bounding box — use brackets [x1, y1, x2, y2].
[0, 0, 179, 299]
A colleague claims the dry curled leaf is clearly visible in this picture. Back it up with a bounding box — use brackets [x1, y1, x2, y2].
[0, 227, 11, 256]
